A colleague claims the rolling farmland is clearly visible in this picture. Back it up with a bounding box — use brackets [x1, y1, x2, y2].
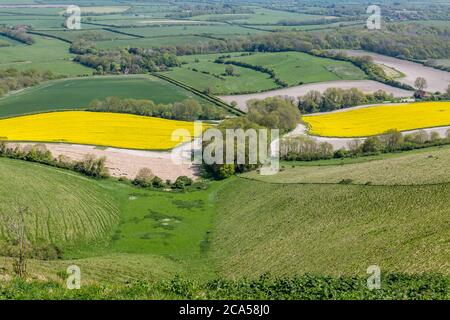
[0, 76, 209, 118]
[0, 0, 449, 301]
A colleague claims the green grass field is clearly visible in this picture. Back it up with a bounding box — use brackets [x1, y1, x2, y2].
[0, 158, 224, 283]
[0, 157, 119, 250]
[0, 34, 92, 76]
[191, 8, 333, 25]
[161, 53, 279, 94]
[243, 145, 450, 185]
[211, 177, 450, 277]
[112, 24, 264, 38]
[1, 144, 449, 284]
[0, 75, 210, 118]
[38, 29, 137, 42]
[161, 51, 367, 94]
[226, 51, 368, 86]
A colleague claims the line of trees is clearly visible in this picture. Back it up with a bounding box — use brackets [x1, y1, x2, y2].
[282, 129, 450, 162]
[298, 88, 394, 113]
[0, 25, 34, 45]
[72, 39, 181, 74]
[0, 68, 57, 97]
[87, 97, 226, 121]
[163, 25, 449, 62]
[0, 142, 109, 178]
[215, 57, 289, 88]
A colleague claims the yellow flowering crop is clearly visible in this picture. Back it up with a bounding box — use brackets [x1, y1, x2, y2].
[302, 101, 450, 137]
[0, 111, 205, 150]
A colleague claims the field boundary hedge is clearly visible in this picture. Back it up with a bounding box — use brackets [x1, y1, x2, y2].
[151, 72, 245, 116]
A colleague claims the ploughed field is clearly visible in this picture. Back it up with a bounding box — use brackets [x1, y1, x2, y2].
[303, 102, 450, 137]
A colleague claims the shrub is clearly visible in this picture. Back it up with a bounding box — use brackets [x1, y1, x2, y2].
[173, 176, 193, 189]
[151, 176, 164, 188]
[133, 168, 155, 188]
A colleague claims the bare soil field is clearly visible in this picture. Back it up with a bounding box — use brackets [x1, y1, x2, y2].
[10, 142, 197, 181]
[219, 80, 413, 111]
[340, 50, 450, 93]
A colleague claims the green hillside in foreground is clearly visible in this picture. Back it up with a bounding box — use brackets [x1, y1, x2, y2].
[211, 177, 450, 277]
[243, 145, 450, 185]
[0, 144, 449, 286]
[0, 158, 119, 251]
[0, 75, 211, 118]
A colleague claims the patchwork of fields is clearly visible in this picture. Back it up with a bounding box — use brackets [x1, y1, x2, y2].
[162, 51, 367, 95]
[0, 0, 450, 300]
[0, 35, 91, 76]
[0, 75, 208, 118]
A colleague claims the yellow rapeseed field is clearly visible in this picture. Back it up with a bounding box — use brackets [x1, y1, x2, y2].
[0, 111, 204, 150]
[302, 101, 450, 137]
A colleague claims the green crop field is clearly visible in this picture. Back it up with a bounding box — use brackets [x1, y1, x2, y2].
[112, 24, 265, 38]
[0, 157, 119, 251]
[161, 53, 279, 95]
[161, 51, 367, 94]
[226, 51, 368, 86]
[39, 29, 137, 42]
[211, 177, 450, 278]
[95, 35, 215, 49]
[191, 8, 334, 25]
[243, 145, 450, 185]
[0, 34, 92, 76]
[0, 75, 210, 118]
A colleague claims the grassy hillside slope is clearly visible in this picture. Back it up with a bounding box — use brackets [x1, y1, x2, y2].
[0, 157, 119, 250]
[243, 145, 450, 185]
[211, 177, 450, 277]
[0, 158, 223, 283]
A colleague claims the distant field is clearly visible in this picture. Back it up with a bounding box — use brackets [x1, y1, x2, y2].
[0, 111, 199, 150]
[0, 75, 208, 118]
[243, 145, 450, 185]
[0, 157, 119, 250]
[79, 6, 130, 14]
[191, 8, 334, 25]
[161, 53, 279, 95]
[211, 177, 450, 277]
[227, 52, 367, 86]
[95, 35, 215, 49]
[161, 51, 366, 95]
[1, 17, 66, 29]
[113, 24, 264, 38]
[0, 34, 92, 76]
[303, 102, 450, 137]
[39, 29, 136, 42]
